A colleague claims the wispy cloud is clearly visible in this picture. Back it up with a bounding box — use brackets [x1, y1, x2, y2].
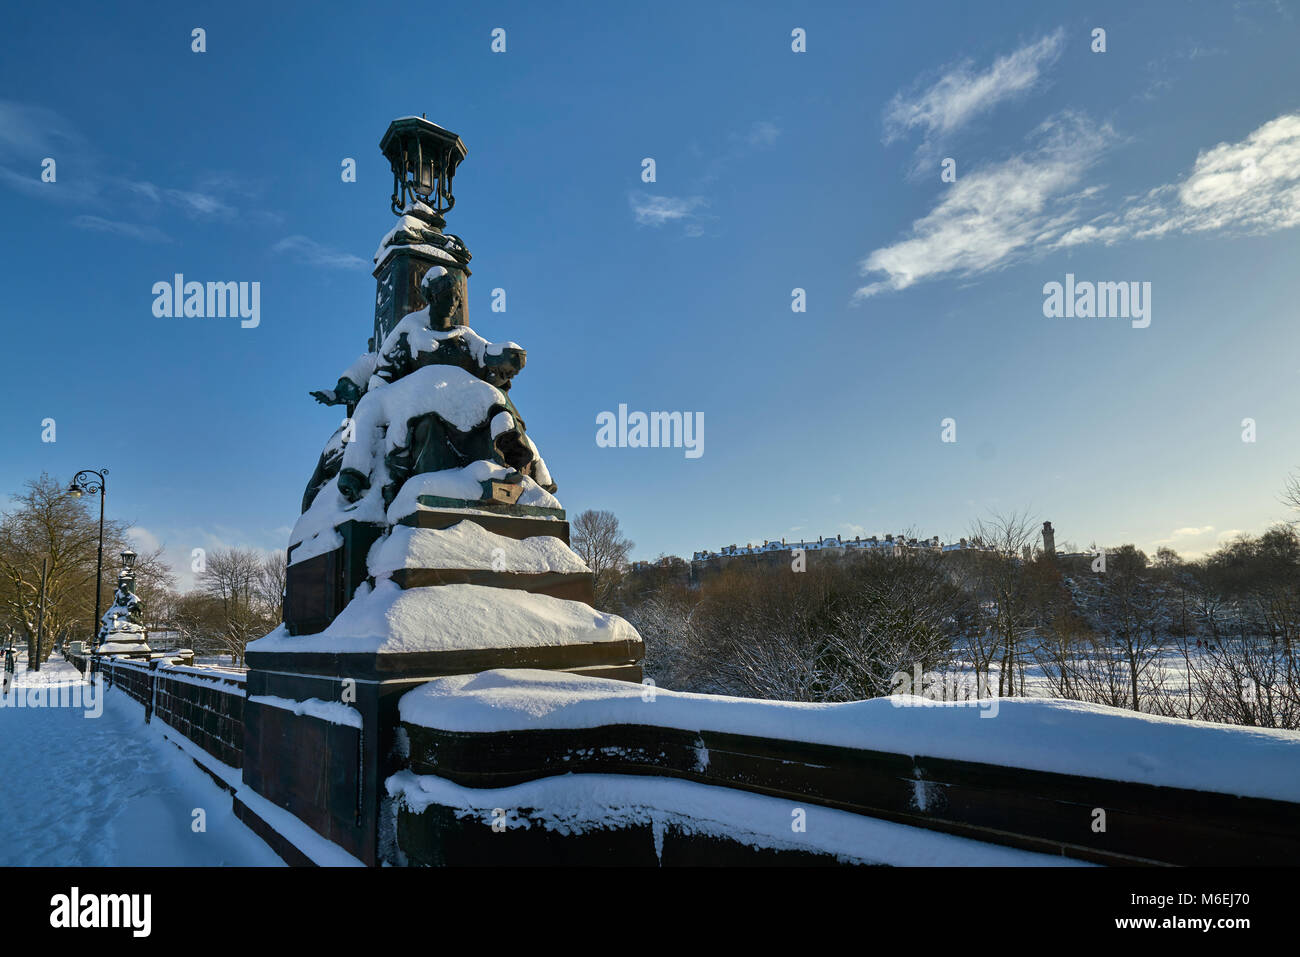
[0, 99, 81, 160]
[72, 214, 172, 243]
[857, 110, 1300, 300]
[126, 180, 238, 220]
[0, 99, 257, 238]
[857, 112, 1114, 299]
[271, 235, 367, 269]
[745, 120, 781, 149]
[628, 191, 709, 228]
[885, 30, 1064, 171]
[1138, 43, 1225, 102]
[631, 120, 779, 236]
[1150, 524, 1253, 555]
[1056, 112, 1300, 246]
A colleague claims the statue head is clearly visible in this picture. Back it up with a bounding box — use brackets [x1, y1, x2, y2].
[420, 267, 462, 330]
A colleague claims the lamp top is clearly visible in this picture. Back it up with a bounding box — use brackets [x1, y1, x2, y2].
[380, 117, 467, 168]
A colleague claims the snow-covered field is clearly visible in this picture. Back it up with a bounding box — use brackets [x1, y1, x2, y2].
[0, 653, 280, 866]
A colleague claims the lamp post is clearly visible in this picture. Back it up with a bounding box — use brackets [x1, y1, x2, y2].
[371, 116, 473, 347]
[67, 469, 108, 648]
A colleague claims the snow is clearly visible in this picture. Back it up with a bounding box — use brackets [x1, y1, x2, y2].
[0, 654, 281, 866]
[346, 365, 506, 469]
[490, 410, 514, 438]
[368, 521, 589, 577]
[98, 642, 146, 654]
[230, 779, 364, 867]
[374, 242, 461, 271]
[248, 579, 638, 654]
[377, 308, 519, 372]
[288, 473, 385, 566]
[147, 711, 363, 866]
[398, 669, 1300, 803]
[387, 462, 562, 521]
[385, 770, 1085, 867]
[153, 662, 247, 692]
[338, 351, 379, 389]
[248, 694, 363, 728]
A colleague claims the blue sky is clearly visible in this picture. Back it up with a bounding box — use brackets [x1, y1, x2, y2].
[2, 0, 1299, 587]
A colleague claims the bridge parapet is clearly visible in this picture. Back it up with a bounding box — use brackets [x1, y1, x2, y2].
[387, 670, 1300, 866]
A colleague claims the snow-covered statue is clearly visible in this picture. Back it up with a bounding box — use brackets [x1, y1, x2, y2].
[96, 572, 150, 657]
[263, 115, 641, 681]
[301, 267, 553, 515]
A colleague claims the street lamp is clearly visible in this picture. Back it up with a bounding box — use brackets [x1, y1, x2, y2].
[380, 115, 467, 219]
[120, 549, 137, 572]
[67, 468, 108, 648]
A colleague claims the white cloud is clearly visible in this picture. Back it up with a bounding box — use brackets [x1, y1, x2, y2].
[73, 214, 171, 243]
[126, 180, 238, 220]
[127, 526, 163, 553]
[271, 235, 367, 269]
[857, 111, 1300, 299]
[0, 99, 81, 160]
[857, 112, 1114, 298]
[1047, 112, 1300, 249]
[885, 30, 1064, 166]
[745, 121, 781, 148]
[628, 191, 708, 227]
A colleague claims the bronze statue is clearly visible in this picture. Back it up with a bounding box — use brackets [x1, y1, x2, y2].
[302, 266, 554, 514]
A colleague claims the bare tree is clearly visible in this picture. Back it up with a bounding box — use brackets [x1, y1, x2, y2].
[198, 548, 277, 665]
[967, 511, 1038, 696]
[0, 473, 173, 661]
[570, 509, 634, 609]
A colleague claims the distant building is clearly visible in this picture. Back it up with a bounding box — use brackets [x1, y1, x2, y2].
[688, 532, 988, 584]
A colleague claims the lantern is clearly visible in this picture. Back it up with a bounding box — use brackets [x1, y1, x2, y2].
[380, 116, 468, 219]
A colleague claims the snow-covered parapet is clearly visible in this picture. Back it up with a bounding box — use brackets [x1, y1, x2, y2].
[399, 669, 1300, 804]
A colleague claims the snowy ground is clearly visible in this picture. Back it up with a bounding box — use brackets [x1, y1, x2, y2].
[945, 642, 1264, 717]
[0, 653, 281, 866]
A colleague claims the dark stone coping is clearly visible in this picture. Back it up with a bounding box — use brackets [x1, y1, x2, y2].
[245, 638, 644, 681]
[412, 494, 565, 520]
[398, 507, 570, 546]
[394, 803, 867, 867]
[233, 795, 319, 867]
[389, 567, 593, 603]
[399, 722, 1300, 867]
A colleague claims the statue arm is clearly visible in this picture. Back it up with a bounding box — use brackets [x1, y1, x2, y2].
[311, 377, 364, 407]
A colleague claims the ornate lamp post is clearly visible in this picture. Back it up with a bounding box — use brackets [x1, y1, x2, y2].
[67, 468, 108, 648]
[380, 115, 466, 220]
[372, 116, 473, 347]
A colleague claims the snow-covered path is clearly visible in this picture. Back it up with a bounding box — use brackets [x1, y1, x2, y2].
[0, 653, 281, 866]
